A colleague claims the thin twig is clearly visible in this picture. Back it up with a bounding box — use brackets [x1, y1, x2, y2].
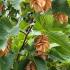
[17, 25, 33, 61]
[20, 25, 33, 51]
[20, 30, 27, 35]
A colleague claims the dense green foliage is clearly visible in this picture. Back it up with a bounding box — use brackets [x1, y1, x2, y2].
[0, 0, 70, 70]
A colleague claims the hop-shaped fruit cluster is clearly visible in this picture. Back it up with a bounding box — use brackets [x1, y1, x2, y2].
[25, 61, 36, 70]
[53, 13, 68, 24]
[34, 35, 49, 56]
[0, 38, 12, 57]
[30, 0, 52, 13]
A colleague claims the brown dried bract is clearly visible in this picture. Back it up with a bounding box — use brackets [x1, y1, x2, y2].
[34, 35, 49, 56]
[53, 13, 68, 24]
[0, 38, 12, 57]
[0, 4, 5, 13]
[30, 0, 52, 13]
[25, 61, 36, 70]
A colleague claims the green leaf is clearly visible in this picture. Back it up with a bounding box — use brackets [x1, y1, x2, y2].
[48, 31, 70, 60]
[13, 59, 29, 70]
[67, 0, 70, 7]
[10, 24, 19, 35]
[49, 46, 70, 60]
[12, 32, 25, 53]
[34, 13, 54, 31]
[34, 20, 45, 32]
[33, 57, 48, 70]
[0, 53, 15, 70]
[40, 13, 54, 29]
[0, 17, 17, 49]
[52, 0, 70, 15]
[47, 31, 70, 50]
[10, 0, 23, 10]
[19, 20, 29, 30]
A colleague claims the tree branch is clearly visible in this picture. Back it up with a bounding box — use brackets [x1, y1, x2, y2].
[17, 25, 33, 61]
